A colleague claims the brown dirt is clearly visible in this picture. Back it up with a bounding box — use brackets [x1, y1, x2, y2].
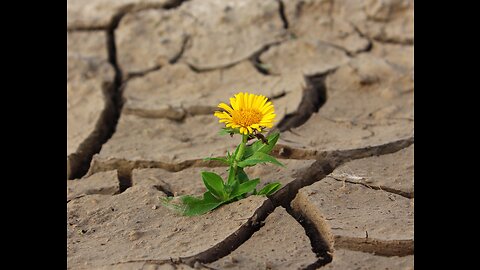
[67, 0, 413, 268]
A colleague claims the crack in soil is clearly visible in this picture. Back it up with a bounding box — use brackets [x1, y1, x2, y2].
[103, 199, 276, 267]
[67, 79, 117, 180]
[87, 157, 227, 177]
[125, 65, 162, 80]
[349, 22, 374, 54]
[88, 136, 413, 189]
[169, 34, 190, 64]
[120, 87, 290, 120]
[86, 142, 332, 182]
[275, 133, 414, 161]
[153, 184, 174, 197]
[68, 1, 413, 267]
[80, 138, 413, 267]
[373, 37, 413, 46]
[117, 167, 132, 193]
[182, 199, 275, 265]
[334, 236, 413, 256]
[264, 137, 413, 266]
[67, 0, 189, 31]
[68, 1, 192, 179]
[186, 39, 288, 74]
[349, 21, 412, 46]
[123, 34, 190, 80]
[275, 70, 331, 132]
[123, 105, 217, 120]
[328, 175, 414, 199]
[87, 157, 230, 193]
[249, 41, 285, 75]
[276, 0, 289, 29]
[286, 207, 333, 269]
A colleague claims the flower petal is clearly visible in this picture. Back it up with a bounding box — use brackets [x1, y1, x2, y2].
[230, 97, 239, 111]
[218, 103, 233, 114]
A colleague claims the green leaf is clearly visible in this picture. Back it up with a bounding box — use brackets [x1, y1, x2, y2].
[244, 132, 280, 158]
[201, 172, 226, 200]
[238, 152, 284, 168]
[181, 192, 224, 216]
[230, 179, 260, 198]
[257, 182, 282, 196]
[237, 168, 249, 184]
[203, 157, 229, 164]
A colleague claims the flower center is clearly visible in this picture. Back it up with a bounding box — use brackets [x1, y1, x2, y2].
[233, 109, 263, 127]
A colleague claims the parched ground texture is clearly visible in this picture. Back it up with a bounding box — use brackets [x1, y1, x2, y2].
[67, 0, 414, 269]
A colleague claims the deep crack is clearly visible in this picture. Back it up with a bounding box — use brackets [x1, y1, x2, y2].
[87, 157, 228, 177]
[249, 41, 284, 75]
[153, 184, 174, 197]
[67, 78, 117, 180]
[182, 200, 275, 265]
[276, 0, 289, 29]
[117, 168, 132, 193]
[373, 37, 413, 46]
[349, 22, 373, 54]
[68, 1, 193, 179]
[163, 0, 190, 9]
[334, 237, 414, 256]
[276, 71, 331, 132]
[286, 207, 333, 269]
[107, 199, 277, 267]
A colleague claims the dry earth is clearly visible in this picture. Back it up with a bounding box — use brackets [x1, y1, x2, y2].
[67, 0, 414, 269]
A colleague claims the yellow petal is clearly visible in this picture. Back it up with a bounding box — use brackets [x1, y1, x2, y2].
[258, 96, 268, 109]
[230, 97, 239, 110]
[218, 103, 233, 114]
[261, 104, 274, 114]
[247, 93, 254, 109]
[235, 93, 244, 109]
[262, 114, 276, 120]
[254, 95, 264, 108]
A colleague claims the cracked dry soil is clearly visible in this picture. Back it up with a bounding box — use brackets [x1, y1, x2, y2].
[67, 0, 414, 269]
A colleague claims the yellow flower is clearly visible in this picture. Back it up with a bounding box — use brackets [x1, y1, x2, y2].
[214, 92, 276, 135]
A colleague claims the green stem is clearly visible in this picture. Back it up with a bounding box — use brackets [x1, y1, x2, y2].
[232, 134, 248, 183]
